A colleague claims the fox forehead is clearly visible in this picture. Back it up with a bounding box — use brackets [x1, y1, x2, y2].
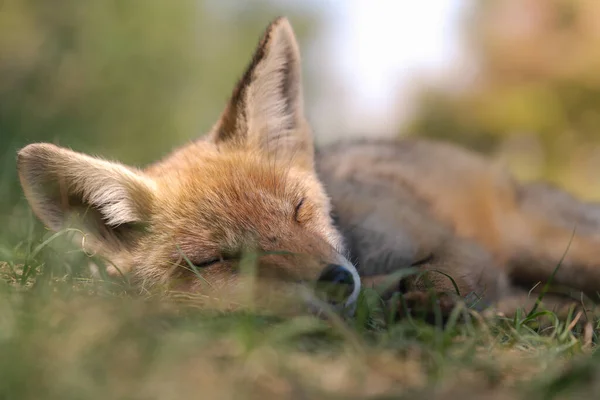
[144, 141, 335, 256]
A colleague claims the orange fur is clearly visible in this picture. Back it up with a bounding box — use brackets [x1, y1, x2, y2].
[16, 17, 600, 317]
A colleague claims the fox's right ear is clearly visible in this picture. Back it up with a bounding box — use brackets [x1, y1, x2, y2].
[17, 143, 156, 252]
[211, 17, 314, 169]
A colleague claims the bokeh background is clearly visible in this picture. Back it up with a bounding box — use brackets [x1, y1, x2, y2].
[3, 0, 600, 248]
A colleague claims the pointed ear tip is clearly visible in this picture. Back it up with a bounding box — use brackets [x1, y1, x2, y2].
[18, 143, 39, 157]
[17, 143, 59, 164]
[19, 142, 58, 155]
[270, 16, 291, 29]
[18, 143, 42, 164]
[268, 16, 297, 41]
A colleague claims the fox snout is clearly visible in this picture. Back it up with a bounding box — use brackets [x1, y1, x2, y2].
[238, 248, 361, 314]
[315, 263, 359, 308]
[252, 250, 361, 312]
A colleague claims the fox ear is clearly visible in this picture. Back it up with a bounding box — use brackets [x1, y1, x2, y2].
[17, 143, 155, 252]
[212, 17, 314, 169]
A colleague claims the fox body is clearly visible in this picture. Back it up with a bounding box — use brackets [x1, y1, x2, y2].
[319, 139, 600, 313]
[17, 18, 600, 315]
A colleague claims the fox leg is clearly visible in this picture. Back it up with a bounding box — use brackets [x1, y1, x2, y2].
[506, 182, 600, 299]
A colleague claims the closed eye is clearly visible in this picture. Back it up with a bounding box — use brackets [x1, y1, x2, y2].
[294, 198, 305, 223]
[190, 254, 238, 269]
[191, 258, 221, 269]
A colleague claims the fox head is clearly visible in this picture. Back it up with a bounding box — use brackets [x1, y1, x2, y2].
[17, 17, 360, 311]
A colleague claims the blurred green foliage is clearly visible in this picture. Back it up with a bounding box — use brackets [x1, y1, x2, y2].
[0, 0, 319, 244]
[405, 0, 600, 198]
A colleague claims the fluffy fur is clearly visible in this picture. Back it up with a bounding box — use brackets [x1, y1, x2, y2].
[17, 17, 600, 317]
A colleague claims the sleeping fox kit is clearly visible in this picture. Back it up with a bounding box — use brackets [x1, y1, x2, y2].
[17, 17, 600, 317]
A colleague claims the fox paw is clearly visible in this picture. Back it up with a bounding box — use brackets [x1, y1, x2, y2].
[392, 291, 458, 322]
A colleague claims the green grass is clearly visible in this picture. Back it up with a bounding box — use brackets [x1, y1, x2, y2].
[0, 220, 599, 399]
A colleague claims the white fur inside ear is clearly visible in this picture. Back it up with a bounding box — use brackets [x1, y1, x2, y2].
[245, 19, 305, 153]
[70, 156, 157, 226]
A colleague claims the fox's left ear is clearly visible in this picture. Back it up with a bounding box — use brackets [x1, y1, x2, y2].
[17, 143, 156, 254]
[212, 17, 313, 169]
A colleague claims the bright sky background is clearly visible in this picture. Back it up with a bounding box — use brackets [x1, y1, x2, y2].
[306, 0, 467, 136]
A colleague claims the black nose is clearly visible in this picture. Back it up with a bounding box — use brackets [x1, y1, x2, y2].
[315, 264, 355, 305]
[318, 264, 354, 286]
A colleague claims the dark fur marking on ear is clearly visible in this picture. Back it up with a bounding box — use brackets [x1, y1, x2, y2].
[216, 17, 285, 142]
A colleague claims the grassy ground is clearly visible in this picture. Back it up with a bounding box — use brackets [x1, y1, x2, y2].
[0, 220, 599, 399]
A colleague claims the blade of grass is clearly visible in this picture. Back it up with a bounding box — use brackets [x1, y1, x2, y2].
[527, 227, 576, 318]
